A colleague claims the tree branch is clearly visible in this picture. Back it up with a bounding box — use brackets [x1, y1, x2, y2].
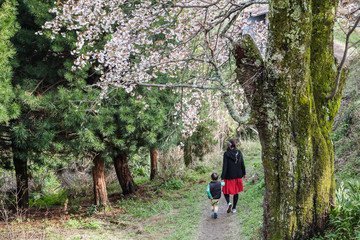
[133, 82, 219, 90]
[172, 0, 221, 9]
[326, 14, 360, 99]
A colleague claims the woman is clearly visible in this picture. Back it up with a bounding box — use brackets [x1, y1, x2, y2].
[221, 138, 246, 213]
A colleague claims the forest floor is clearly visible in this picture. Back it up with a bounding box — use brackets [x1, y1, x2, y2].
[0, 141, 263, 240]
[0, 174, 261, 240]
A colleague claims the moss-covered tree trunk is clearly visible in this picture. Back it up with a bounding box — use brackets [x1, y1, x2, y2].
[150, 147, 157, 180]
[92, 154, 109, 207]
[113, 152, 138, 195]
[234, 0, 346, 239]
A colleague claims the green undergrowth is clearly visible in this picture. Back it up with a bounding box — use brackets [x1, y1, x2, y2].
[112, 172, 208, 239]
[311, 180, 360, 240]
[237, 140, 264, 239]
[29, 190, 68, 208]
[1, 166, 211, 240]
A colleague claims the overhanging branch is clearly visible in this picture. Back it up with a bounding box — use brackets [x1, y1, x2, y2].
[133, 82, 219, 90]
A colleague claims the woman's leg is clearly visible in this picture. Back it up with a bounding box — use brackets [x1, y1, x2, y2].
[224, 194, 230, 204]
[232, 194, 239, 209]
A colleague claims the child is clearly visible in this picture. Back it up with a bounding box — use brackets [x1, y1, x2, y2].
[206, 172, 225, 219]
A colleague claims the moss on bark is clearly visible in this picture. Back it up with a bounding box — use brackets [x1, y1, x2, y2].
[234, 0, 346, 239]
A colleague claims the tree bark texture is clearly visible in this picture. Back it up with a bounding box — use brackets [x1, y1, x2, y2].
[184, 140, 192, 166]
[13, 155, 29, 208]
[234, 0, 346, 239]
[150, 147, 158, 180]
[113, 152, 138, 195]
[92, 155, 109, 207]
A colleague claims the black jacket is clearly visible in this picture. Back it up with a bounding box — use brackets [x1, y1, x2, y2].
[221, 149, 246, 180]
[209, 181, 222, 199]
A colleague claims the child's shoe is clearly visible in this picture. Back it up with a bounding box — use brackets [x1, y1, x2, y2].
[213, 212, 217, 219]
[227, 202, 232, 213]
[231, 208, 237, 213]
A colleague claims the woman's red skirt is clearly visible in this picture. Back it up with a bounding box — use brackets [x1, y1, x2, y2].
[222, 178, 243, 195]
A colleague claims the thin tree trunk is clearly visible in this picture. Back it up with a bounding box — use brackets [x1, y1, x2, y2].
[13, 155, 29, 208]
[92, 154, 109, 207]
[234, 1, 345, 239]
[113, 152, 138, 195]
[150, 147, 158, 180]
[184, 140, 192, 166]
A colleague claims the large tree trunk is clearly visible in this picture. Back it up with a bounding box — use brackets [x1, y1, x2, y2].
[13, 154, 29, 208]
[150, 147, 158, 180]
[113, 152, 138, 195]
[234, 1, 345, 239]
[92, 155, 109, 207]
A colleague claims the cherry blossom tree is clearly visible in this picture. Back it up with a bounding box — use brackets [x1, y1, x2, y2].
[41, 0, 267, 134]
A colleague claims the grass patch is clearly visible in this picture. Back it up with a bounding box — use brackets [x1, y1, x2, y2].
[163, 183, 205, 240]
[237, 140, 264, 240]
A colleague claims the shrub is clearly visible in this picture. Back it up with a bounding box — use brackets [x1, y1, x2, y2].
[64, 218, 82, 228]
[313, 180, 360, 240]
[30, 190, 67, 207]
[129, 153, 150, 178]
[194, 165, 209, 174]
[82, 221, 101, 229]
[182, 169, 201, 183]
[86, 205, 98, 216]
[162, 179, 184, 190]
[69, 205, 82, 213]
[30, 167, 61, 194]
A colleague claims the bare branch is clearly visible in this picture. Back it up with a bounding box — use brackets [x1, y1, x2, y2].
[133, 82, 219, 90]
[217, 74, 247, 124]
[350, 6, 360, 15]
[172, 0, 221, 9]
[326, 14, 360, 99]
[348, 37, 360, 49]
[220, 11, 241, 37]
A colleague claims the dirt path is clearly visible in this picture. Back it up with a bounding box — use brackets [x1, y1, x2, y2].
[334, 39, 345, 61]
[334, 39, 358, 62]
[196, 195, 243, 240]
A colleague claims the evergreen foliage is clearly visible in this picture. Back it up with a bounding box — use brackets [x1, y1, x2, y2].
[1, 0, 183, 206]
[7, 0, 85, 168]
[0, 0, 19, 123]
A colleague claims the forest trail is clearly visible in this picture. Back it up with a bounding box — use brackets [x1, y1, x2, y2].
[196, 195, 243, 240]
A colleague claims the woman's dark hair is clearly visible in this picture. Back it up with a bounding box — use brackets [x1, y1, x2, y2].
[227, 138, 237, 150]
[211, 172, 219, 180]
